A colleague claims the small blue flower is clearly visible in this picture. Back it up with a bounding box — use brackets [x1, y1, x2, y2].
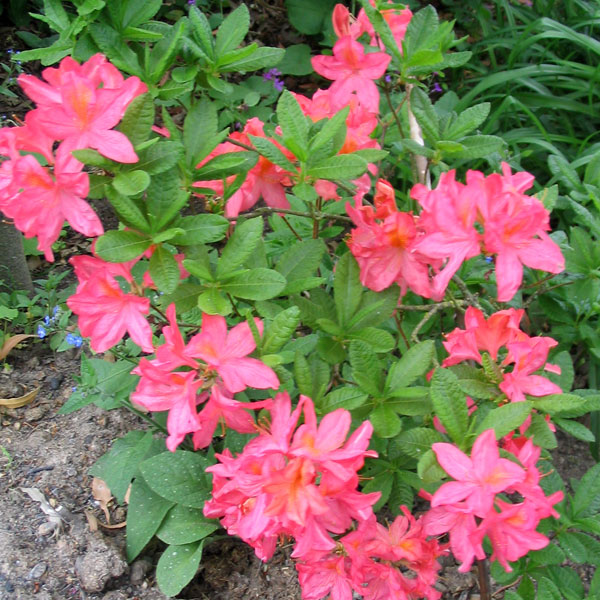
[485, 256, 494, 263]
[65, 333, 83, 348]
[273, 78, 285, 92]
[44, 315, 51, 326]
[432, 82, 443, 93]
[52, 306, 59, 317]
[37, 324, 47, 339]
[7, 49, 13, 54]
[385, 74, 392, 83]
[71, 386, 77, 393]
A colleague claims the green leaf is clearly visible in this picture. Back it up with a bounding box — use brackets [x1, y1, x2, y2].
[277, 90, 309, 159]
[156, 541, 204, 597]
[430, 368, 469, 445]
[528, 410, 557, 449]
[139, 451, 213, 508]
[157, 505, 219, 546]
[194, 151, 258, 180]
[310, 107, 349, 154]
[248, 135, 297, 172]
[217, 217, 263, 278]
[71, 148, 116, 168]
[410, 87, 439, 142]
[349, 340, 383, 397]
[171, 214, 229, 246]
[322, 387, 368, 412]
[94, 230, 151, 262]
[284, 0, 335, 35]
[555, 417, 595, 442]
[348, 328, 395, 353]
[385, 340, 434, 393]
[445, 102, 490, 140]
[277, 44, 313, 75]
[146, 170, 190, 231]
[334, 253, 363, 327]
[475, 401, 532, 439]
[370, 404, 403, 438]
[294, 352, 330, 401]
[184, 97, 219, 167]
[276, 239, 326, 294]
[573, 463, 600, 517]
[220, 46, 284, 72]
[126, 477, 174, 561]
[262, 306, 301, 354]
[90, 432, 154, 504]
[106, 189, 150, 232]
[219, 268, 286, 300]
[394, 427, 444, 460]
[307, 154, 368, 180]
[148, 19, 186, 84]
[119, 93, 154, 147]
[197, 288, 232, 316]
[529, 543, 566, 566]
[417, 449, 446, 483]
[112, 170, 151, 197]
[89, 23, 142, 76]
[135, 141, 183, 176]
[347, 286, 399, 331]
[42, 0, 70, 31]
[532, 393, 589, 417]
[558, 531, 588, 563]
[548, 154, 582, 191]
[189, 6, 214, 59]
[537, 577, 562, 600]
[215, 4, 249, 55]
[452, 135, 505, 159]
[149, 246, 180, 294]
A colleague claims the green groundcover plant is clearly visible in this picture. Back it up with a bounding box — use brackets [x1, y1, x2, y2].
[2, 1, 600, 598]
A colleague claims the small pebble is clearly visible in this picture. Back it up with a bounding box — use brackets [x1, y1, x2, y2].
[38, 522, 58, 536]
[5, 581, 14, 593]
[27, 562, 47, 580]
[48, 374, 64, 390]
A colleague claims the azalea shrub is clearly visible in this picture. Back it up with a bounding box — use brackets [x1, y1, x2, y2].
[3, 1, 600, 599]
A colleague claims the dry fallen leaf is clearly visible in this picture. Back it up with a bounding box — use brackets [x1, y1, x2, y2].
[0, 386, 40, 409]
[97, 520, 126, 529]
[92, 477, 112, 523]
[124, 484, 131, 505]
[84, 510, 99, 532]
[0, 334, 35, 361]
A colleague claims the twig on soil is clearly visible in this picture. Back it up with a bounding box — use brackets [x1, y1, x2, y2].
[477, 559, 491, 600]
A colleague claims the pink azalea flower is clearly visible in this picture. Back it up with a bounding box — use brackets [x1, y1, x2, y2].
[472, 163, 565, 301]
[132, 361, 206, 452]
[296, 554, 353, 600]
[500, 337, 562, 402]
[411, 171, 482, 300]
[311, 36, 391, 113]
[67, 256, 153, 352]
[442, 307, 528, 367]
[431, 429, 526, 516]
[19, 53, 147, 163]
[186, 312, 280, 393]
[347, 179, 433, 297]
[3, 147, 103, 261]
[480, 500, 552, 571]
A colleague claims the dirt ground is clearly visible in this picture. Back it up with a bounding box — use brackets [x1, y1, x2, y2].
[0, 341, 595, 600]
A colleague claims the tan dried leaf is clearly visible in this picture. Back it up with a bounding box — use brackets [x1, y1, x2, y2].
[0, 386, 39, 409]
[0, 334, 35, 361]
[91, 477, 112, 523]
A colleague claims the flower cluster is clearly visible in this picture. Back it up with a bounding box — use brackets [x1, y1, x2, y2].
[423, 429, 563, 573]
[204, 393, 443, 599]
[194, 117, 294, 217]
[347, 165, 565, 302]
[0, 54, 146, 260]
[132, 305, 279, 451]
[443, 306, 562, 404]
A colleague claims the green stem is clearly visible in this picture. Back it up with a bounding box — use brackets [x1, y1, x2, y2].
[225, 206, 352, 224]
